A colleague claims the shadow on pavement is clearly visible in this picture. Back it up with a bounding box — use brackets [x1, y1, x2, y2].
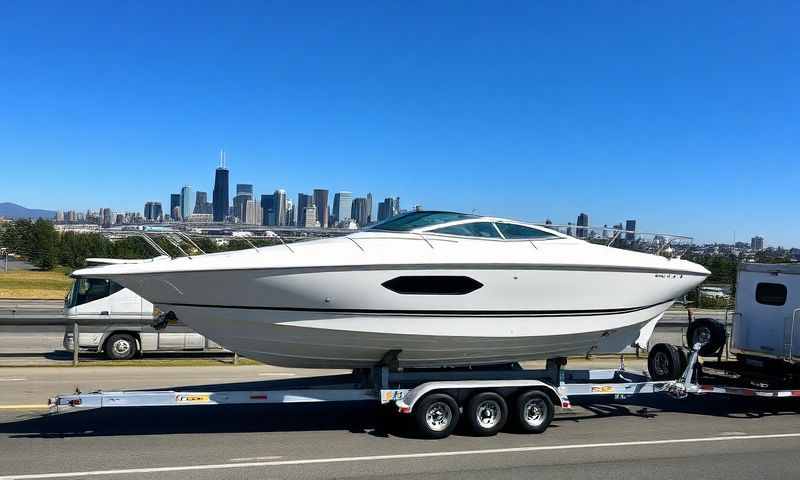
[3, 381, 800, 440]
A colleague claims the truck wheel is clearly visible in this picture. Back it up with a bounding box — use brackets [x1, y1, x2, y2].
[648, 343, 682, 380]
[514, 390, 553, 433]
[465, 392, 508, 436]
[104, 334, 137, 360]
[413, 393, 460, 439]
[687, 318, 727, 356]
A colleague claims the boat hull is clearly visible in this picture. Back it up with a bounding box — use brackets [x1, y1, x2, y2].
[159, 301, 672, 368]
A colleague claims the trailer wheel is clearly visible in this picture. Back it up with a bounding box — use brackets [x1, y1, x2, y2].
[687, 318, 727, 356]
[104, 334, 137, 360]
[648, 343, 682, 380]
[413, 393, 460, 439]
[465, 392, 508, 436]
[514, 390, 553, 433]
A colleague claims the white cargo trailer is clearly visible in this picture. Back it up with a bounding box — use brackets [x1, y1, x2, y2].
[731, 263, 800, 363]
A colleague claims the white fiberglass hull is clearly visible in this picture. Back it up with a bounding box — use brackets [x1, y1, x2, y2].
[160, 301, 671, 368]
[115, 264, 696, 368]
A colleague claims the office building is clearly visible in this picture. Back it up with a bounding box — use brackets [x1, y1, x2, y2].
[302, 206, 317, 228]
[332, 191, 353, 224]
[170, 194, 181, 218]
[244, 200, 263, 225]
[273, 189, 288, 226]
[366, 193, 373, 224]
[180, 185, 194, 220]
[313, 189, 329, 228]
[576, 213, 589, 239]
[296, 193, 313, 228]
[351, 197, 369, 227]
[625, 219, 637, 242]
[101, 208, 112, 227]
[144, 201, 162, 221]
[212, 151, 230, 222]
[194, 192, 211, 214]
[260, 194, 275, 226]
[172, 206, 182, 221]
[377, 197, 400, 222]
[751, 236, 765, 251]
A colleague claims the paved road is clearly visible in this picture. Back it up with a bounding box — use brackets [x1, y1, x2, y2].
[0, 365, 799, 479]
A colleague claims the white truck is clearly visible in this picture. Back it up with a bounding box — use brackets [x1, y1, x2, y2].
[50, 263, 800, 439]
[63, 258, 225, 360]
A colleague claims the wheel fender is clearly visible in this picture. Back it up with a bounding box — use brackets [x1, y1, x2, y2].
[396, 380, 566, 414]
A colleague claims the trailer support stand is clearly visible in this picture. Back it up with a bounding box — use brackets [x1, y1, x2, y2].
[72, 322, 79, 367]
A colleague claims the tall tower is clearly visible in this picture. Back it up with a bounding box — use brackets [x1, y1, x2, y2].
[313, 189, 329, 228]
[273, 189, 287, 226]
[212, 150, 230, 222]
[576, 213, 589, 239]
[180, 185, 194, 220]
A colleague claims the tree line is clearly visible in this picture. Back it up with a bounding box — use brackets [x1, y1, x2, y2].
[0, 219, 277, 271]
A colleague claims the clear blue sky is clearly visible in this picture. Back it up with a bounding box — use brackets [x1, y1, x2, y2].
[1, 2, 798, 246]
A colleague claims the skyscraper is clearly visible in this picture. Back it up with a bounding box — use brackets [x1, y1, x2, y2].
[244, 200, 263, 225]
[751, 236, 765, 251]
[302, 206, 317, 227]
[180, 185, 194, 220]
[296, 193, 314, 228]
[212, 151, 229, 222]
[170, 194, 181, 218]
[351, 197, 369, 227]
[332, 191, 352, 224]
[273, 189, 287, 226]
[194, 192, 211, 214]
[576, 213, 589, 239]
[366, 192, 373, 224]
[144, 201, 162, 221]
[377, 197, 400, 222]
[260, 194, 275, 226]
[313, 189, 329, 228]
[625, 219, 637, 242]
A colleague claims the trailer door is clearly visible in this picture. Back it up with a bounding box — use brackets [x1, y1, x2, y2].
[735, 270, 799, 360]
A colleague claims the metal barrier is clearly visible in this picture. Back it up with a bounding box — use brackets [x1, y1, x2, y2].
[0, 315, 238, 366]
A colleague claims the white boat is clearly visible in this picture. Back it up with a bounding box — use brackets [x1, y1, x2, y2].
[72, 212, 709, 368]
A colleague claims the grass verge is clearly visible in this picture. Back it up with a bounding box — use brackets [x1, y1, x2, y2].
[0, 267, 73, 299]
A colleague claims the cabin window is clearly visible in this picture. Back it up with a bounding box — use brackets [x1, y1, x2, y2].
[495, 223, 557, 240]
[382, 276, 484, 295]
[755, 282, 787, 306]
[432, 222, 502, 238]
[72, 278, 111, 306]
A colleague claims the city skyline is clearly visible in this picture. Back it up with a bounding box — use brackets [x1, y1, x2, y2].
[2, 3, 798, 245]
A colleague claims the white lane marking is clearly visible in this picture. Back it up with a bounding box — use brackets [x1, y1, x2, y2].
[228, 456, 283, 462]
[257, 373, 297, 377]
[2, 432, 800, 479]
[0, 405, 48, 410]
[0, 378, 25, 382]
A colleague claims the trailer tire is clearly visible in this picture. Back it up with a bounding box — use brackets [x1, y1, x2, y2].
[514, 390, 553, 433]
[648, 343, 682, 380]
[687, 318, 727, 356]
[104, 333, 137, 360]
[413, 393, 460, 439]
[465, 392, 508, 436]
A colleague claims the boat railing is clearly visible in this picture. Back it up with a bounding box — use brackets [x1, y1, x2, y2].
[539, 224, 694, 258]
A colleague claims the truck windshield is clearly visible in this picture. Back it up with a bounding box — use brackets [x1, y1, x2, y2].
[65, 278, 123, 308]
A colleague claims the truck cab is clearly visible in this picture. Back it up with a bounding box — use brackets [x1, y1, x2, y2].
[64, 258, 224, 360]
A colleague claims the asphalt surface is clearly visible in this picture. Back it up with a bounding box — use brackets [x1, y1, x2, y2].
[2, 363, 800, 479]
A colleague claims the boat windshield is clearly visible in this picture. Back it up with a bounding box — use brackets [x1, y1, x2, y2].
[369, 211, 478, 232]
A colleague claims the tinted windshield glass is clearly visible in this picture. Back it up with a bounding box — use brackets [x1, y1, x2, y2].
[66, 278, 112, 307]
[433, 222, 502, 238]
[496, 223, 556, 239]
[370, 212, 477, 231]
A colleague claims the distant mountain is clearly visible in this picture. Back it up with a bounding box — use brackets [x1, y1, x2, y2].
[0, 202, 56, 220]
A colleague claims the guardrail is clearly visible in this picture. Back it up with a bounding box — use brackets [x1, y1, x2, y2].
[0, 314, 240, 366]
